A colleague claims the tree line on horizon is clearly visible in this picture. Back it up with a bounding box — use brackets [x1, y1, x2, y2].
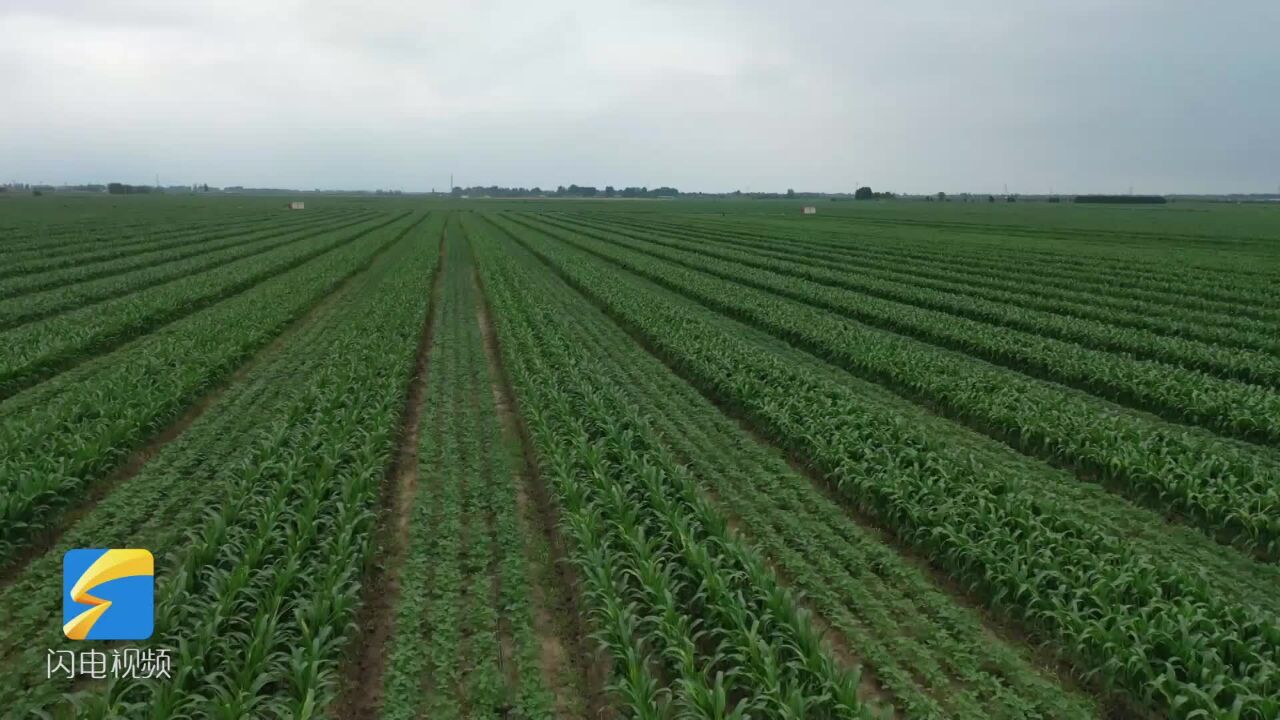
[446, 184, 902, 200]
[449, 184, 681, 198]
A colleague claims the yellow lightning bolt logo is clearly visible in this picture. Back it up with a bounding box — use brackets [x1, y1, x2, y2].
[63, 549, 153, 640]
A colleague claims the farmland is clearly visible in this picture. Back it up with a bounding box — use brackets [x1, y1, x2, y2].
[1, 194, 1278, 719]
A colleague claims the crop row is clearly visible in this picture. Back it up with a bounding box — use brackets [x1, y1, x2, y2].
[468, 216, 884, 719]
[0, 212, 427, 565]
[0, 217, 171, 249]
[847, 222, 1277, 301]
[0, 209, 337, 280]
[491, 220, 1280, 615]
[609, 212, 1280, 327]
[534, 215, 1280, 444]
[71, 216, 440, 718]
[0, 213, 379, 330]
[505, 214, 1280, 557]
[3, 210, 445, 712]
[590, 213, 1280, 351]
[653, 213, 1280, 314]
[0, 209, 292, 258]
[0, 209, 363, 302]
[566, 213, 1280, 372]
[470, 214, 1095, 718]
[382, 225, 559, 719]
[501, 217, 1280, 719]
[0, 202, 297, 252]
[490, 220, 1280, 615]
[0, 212, 409, 399]
[0, 221, 401, 707]
[0, 213, 441, 714]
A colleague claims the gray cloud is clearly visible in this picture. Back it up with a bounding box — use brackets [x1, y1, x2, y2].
[3, 0, 1277, 193]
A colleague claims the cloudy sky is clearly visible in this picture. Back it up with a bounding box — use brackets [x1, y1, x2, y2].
[3, 0, 1277, 194]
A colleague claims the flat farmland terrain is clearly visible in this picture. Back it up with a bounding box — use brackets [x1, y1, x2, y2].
[1, 194, 1278, 719]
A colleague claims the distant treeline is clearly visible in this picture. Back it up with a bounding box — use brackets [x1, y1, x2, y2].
[444, 184, 905, 200]
[1073, 195, 1167, 204]
[687, 188, 895, 200]
[451, 184, 680, 198]
[107, 183, 157, 195]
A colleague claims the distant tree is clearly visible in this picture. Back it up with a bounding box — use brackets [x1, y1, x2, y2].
[107, 182, 153, 195]
[854, 186, 874, 200]
[786, 188, 796, 199]
[1074, 194, 1167, 204]
[936, 191, 947, 201]
[1006, 194, 1017, 202]
[605, 185, 615, 198]
[988, 195, 996, 202]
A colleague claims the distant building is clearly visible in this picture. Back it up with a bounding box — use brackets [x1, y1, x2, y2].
[802, 206, 817, 215]
[287, 201, 305, 210]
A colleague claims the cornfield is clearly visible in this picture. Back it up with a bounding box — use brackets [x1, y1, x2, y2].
[1, 195, 1277, 719]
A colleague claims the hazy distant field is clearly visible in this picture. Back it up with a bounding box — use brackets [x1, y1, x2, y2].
[1, 195, 1278, 719]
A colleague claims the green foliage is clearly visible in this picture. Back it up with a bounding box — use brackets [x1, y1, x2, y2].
[0, 210, 439, 716]
[518, 213, 1280, 558]
[469, 214, 886, 719]
[496, 212, 1280, 719]
[0, 196, 1276, 720]
[381, 218, 558, 719]
[0, 210, 370, 328]
[0, 214, 424, 564]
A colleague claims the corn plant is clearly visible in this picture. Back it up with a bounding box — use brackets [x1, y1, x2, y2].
[502, 214, 1280, 719]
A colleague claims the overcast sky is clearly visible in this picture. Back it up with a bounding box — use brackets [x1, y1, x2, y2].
[3, 0, 1277, 194]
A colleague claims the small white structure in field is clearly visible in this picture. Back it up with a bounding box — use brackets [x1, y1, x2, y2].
[287, 201, 305, 210]
[802, 206, 817, 215]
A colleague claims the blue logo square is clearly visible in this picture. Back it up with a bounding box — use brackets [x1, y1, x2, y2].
[63, 548, 154, 641]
